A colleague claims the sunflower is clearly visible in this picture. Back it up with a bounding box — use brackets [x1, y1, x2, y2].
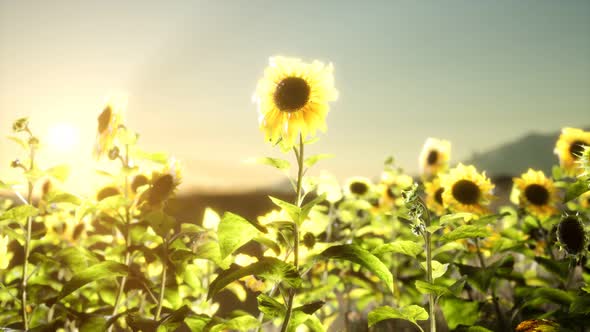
[575, 145, 590, 178]
[554, 127, 590, 176]
[144, 159, 182, 208]
[579, 191, 590, 209]
[378, 173, 413, 209]
[440, 163, 494, 215]
[94, 96, 125, 159]
[557, 215, 586, 255]
[513, 169, 559, 219]
[343, 177, 373, 199]
[419, 138, 451, 178]
[424, 177, 445, 215]
[254, 56, 338, 149]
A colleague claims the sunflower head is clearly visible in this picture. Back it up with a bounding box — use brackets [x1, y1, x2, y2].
[419, 138, 451, 178]
[344, 177, 373, 199]
[94, 95, 126, 159]
[513, 169, 559, 219]
[515, 319, 559, 332]
[557, 215, 586, 255]
[254, 56, 338, 149]
[575, 144, 590, 179]
[143, 159, 182, 208]
[316, 171, 343, 203]
[440, 163, 494, 215]
[130, 174, 150, 194]
[579, 191, 590, 209]
[378, 173, 413, 209]
[554, 127, 590, 177]
[424, 177, 446, 215]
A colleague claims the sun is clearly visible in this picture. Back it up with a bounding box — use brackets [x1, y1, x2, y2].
[47, 123, 80, 153]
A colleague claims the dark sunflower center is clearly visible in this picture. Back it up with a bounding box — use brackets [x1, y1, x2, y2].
[434, 188, 444, 205]
[451, 179, 480, 205]
[98, 106, 112, 133]
[569, 140, 587, 158]
[524, 184, 550, 206]
[131, 175, 149, 194]
[427, 150, 438, 165]
[350, 182, 368, 196]
[558, 216, 585, 254]
[149, 174, 174, 205]
[273, 77, 310, 111]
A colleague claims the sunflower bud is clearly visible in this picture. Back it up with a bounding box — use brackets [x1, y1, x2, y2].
[96, 186, 121, 201]
[28, 137, 39, 147]
[108, 147, 120, 160]
[516, 319, 559, 332]
[302, 232, 315, 249]
[12, 117, 29, 133]
[557, 215, 586, 255]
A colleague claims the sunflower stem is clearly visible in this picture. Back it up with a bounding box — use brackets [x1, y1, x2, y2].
[474, 238, 506, 331]
[110, 144, 132, 331]
[279, 134, 304, 332]
[20, 133, 35, 330]
[155, 235, 168, 320]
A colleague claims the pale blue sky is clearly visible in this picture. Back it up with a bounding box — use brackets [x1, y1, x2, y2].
[1, 1, 589, 192]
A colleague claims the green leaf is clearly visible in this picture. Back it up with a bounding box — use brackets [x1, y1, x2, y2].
[45, 192, 81, 205]
[218, 212, 263, 259]
[46, 164, 70, 182]
[269, 196, 300, 224]
[145, 210, 176, 238]
[210, 314, 260, 332]
[0, 204, 38, 221]
[304, 154, 334, 168]
[58, 261, 128, 300]
[372, 240, 424, 258]
[533, 287, 575, 306]
[467, 327, 493, 332]
[7, 135, 28, 149]
[135, 149, 169, 164]
[299, 194, 326, 224]
[415, 280, 450, 299]
[287, 302, 325, 332]
[368, 305, 428, 329]
[534, 257, 569, 280]
[250, 157, 290, 174]
[570, 294, 590, 314]
[420, 260, 448, 280]
[55, 246, 101, 273]
[439, 225, 491, 243]
[440, 213, 476, 226]
[564, 180, 589, 202]
[257, 294, 285, 318]
[208, 257, 300, 300]
[440, 297, 480, 329]
[318, 244, 394, 294]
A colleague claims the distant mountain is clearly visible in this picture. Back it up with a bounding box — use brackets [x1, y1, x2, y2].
[464, 127, 589, 177]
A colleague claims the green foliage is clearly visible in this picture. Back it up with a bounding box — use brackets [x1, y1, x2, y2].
[368, 305, 428, 329]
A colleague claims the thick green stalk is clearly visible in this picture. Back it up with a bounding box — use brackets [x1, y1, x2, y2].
[279, 135, 304, 332]
[474, 238, 506, 331]
[155, 236, 168, 320]
[20, 138, 35, 330]
[424, 231, 435, 332]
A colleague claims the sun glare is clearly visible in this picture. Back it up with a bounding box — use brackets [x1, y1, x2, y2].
[47, 123, 80, 153]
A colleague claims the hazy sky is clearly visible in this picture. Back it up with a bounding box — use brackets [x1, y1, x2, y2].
[1, 1, 589, 193]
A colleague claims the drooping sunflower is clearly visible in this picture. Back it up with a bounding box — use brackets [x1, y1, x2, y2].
[554, 127, 590, 176]
[419, 138, 451, 178]
[557, 215, 587, 255]
[440, 163, 494, 215]
[513, 169, 559, 219]
[254, 56, 338, 149]
[424, 177, 446, 215]
[343, 177, 373, 199]
[94, 96, 126, 159]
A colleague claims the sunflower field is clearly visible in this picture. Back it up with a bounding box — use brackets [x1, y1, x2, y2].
[1, 56, 590, 332]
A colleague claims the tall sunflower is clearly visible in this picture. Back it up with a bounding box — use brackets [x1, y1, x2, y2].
[440, 163, 494, 215]
[254, 56, 338, 149]
[513, 169, 559, 219]
[419, 138, 451, 178]
[378, 173, 413, 209]
[424, 177, 446, 215]
[343, 176, 372, 199]
[554, 127, 590, 176]
[94, 96, 125, 159]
